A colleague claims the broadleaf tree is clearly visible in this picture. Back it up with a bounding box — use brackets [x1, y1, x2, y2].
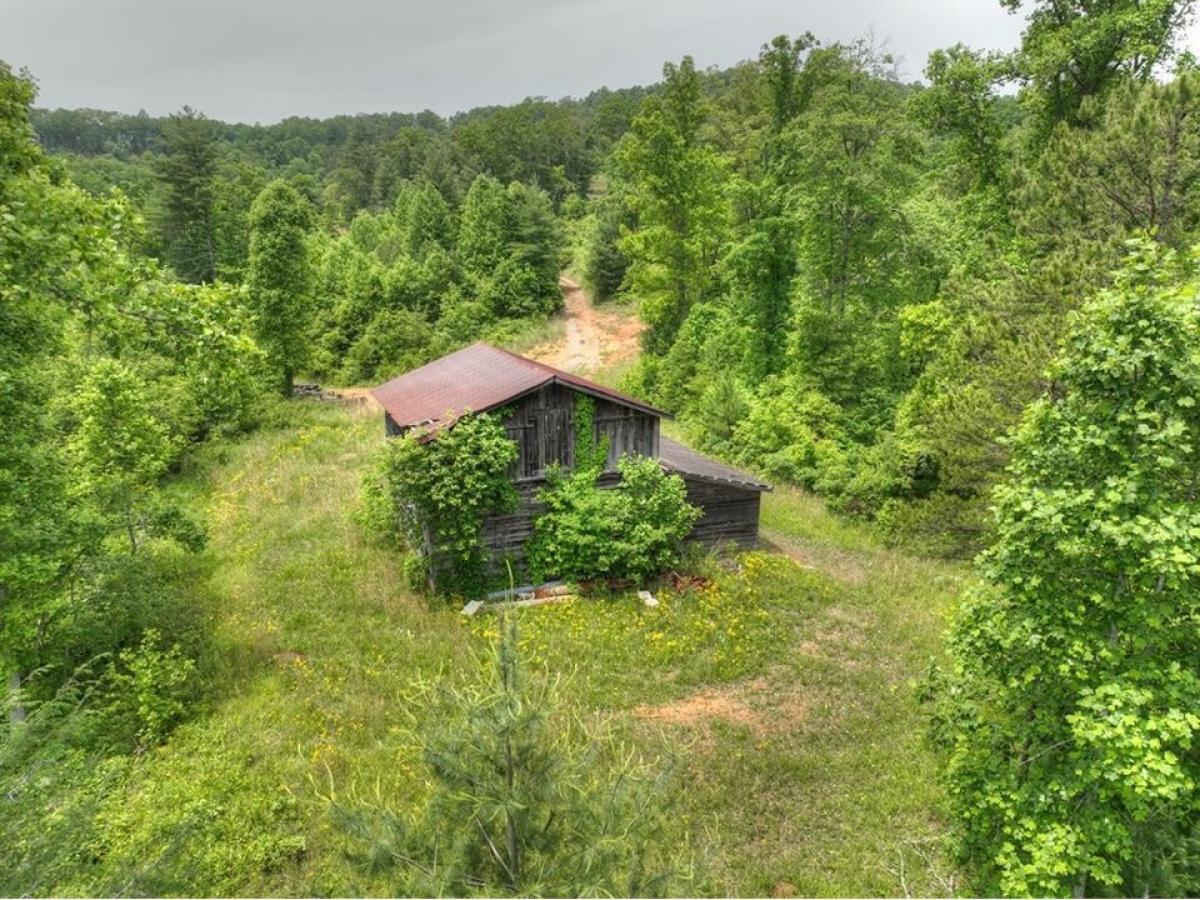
[1003, 0, 1197, 138]
[246, 179, 314, 395]
[614, 56, 728, 354]
[930, 241, 1200, 896]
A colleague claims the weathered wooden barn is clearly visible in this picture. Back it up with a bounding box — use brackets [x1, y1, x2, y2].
[371, 342, 769, 566]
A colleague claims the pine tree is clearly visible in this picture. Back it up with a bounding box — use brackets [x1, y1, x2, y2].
[457, 173, 511, 282]
[394, 178, 452, 261]
[583, 191, 631, 302]
[155, 106, 220, 282]
[331, 613, 684, 896]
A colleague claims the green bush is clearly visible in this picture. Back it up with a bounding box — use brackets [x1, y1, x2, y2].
[730, 379, 849, 491]
[434, 287, 492, 344]
[528, 455, 700, 584]
[653, 303, 748, 415]
[8, 537, 213, 715]
[146, 501, 208, 553]
[364, 411, 518, 597]
[107, 628, 197, 748]
[2, 572, 207, 766]
[340, 307, 436, 384]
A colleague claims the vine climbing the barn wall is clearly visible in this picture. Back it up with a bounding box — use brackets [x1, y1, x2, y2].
[572, 393, 608, 473]
[362, 411, 518, 597]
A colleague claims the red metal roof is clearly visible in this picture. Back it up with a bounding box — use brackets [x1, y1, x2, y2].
[371, 342, 667, 431]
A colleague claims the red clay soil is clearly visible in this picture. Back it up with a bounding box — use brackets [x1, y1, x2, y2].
[529, 276, 644, 375]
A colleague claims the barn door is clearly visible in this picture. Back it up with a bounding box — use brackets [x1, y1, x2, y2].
[507, 389, 575, 480]
[530, 407, 571, 476]
[505, 422, 534, 479]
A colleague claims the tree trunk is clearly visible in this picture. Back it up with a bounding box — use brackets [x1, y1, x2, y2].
[421, 520, 438, 594]
[126, 506, 139, 555]
[504, 732, 520, 889]
[8, 669, 25, 728]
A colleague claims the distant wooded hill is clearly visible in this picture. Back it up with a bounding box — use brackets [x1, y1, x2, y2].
[31, 84, 653, 208]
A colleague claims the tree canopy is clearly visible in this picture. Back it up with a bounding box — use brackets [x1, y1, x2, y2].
[930, 242, 1200, 896]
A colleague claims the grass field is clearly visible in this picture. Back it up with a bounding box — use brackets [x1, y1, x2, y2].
[3, 398, 966, 896]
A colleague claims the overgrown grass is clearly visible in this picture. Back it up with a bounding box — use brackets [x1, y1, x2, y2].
[485, 312, 567, 356]
[1, 399, 964, 896]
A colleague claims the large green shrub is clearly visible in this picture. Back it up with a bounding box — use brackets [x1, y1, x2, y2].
[528, 452, 700, 585]
[340, 308, 436, 385]
[107, 628, 197, 749]
[729, 377, 850, 492]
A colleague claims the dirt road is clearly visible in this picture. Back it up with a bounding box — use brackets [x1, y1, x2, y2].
[335, 275, 642, 407]
[529, 276, 643, 375]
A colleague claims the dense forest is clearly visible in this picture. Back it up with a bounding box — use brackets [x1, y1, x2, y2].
[4, 0, 1200, 895]
[29, 1, 1200, 560]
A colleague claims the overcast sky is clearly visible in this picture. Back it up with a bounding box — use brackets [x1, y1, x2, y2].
[1, 0, 1196, 124]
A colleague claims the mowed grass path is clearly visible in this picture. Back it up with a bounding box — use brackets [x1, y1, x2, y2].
[63, 400, 963, 896]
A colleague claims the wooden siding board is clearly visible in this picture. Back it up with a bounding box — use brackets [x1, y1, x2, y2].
[681, 477, 761, 549]
[500, 385, 657, 480]
[478, 470, 761, 576]
[593, 396, 658, 471]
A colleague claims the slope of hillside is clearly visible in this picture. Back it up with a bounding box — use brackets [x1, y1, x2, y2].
[2, 379, 962, 896]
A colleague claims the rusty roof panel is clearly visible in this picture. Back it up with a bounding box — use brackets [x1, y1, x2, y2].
[370, 342, 667, 431]
[659, 436, 771, 492]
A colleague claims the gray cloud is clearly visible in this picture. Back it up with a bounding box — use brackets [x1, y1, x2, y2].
[0, 0, 1190, 123]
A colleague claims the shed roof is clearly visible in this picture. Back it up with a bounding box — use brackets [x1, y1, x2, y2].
[371, 342, 667, 431]
[659, 436, 771, 492]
